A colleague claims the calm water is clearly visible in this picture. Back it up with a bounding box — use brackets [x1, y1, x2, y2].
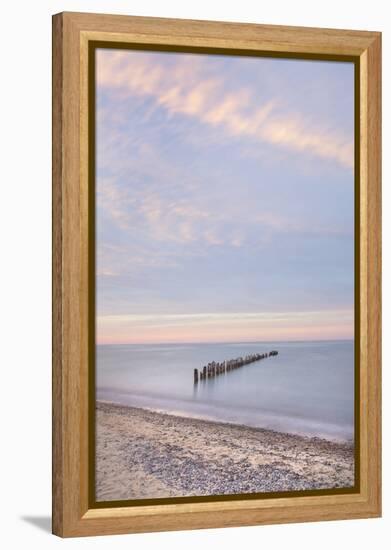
[96, 340, 354, 442]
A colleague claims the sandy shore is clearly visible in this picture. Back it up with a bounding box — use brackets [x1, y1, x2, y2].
[96, 401, 354, 501]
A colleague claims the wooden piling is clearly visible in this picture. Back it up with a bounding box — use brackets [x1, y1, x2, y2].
[193, 350, 278, 382]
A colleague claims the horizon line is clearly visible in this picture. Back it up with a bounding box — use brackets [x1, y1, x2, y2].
[96, 337, 354, 347]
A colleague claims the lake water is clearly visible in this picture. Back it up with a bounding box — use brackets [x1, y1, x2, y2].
[96, 340, 355, 442]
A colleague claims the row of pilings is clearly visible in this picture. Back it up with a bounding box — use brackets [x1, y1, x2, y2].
[194, 350, 278, 383]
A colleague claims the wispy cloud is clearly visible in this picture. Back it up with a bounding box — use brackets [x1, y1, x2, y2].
[99, 309, 353, 325]
[97, 309, 354, 344]
[97, 50, 353, 169]
[97, 174, 351, 263]
[95, 50, 354, 343]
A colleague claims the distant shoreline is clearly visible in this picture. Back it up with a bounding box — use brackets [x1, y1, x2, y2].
[96, 401, 355, 502]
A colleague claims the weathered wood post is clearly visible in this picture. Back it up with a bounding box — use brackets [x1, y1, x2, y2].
[194, 351, 278, 384]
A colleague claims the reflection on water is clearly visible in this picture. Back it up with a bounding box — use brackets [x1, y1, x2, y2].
[96, 340, 354, 441]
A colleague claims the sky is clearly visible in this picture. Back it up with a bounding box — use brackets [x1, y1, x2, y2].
[95, 48, 355, 345]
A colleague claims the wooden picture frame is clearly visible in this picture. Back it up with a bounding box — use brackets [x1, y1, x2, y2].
[52, 11, 381, 537]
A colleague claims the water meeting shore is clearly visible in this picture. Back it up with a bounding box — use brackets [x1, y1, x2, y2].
[96, 401, 354, 502]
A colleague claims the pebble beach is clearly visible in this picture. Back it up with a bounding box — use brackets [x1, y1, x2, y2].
[96, 401, 355, 502]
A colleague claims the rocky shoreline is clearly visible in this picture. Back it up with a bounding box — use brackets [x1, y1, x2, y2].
[96, 401, 355, 502]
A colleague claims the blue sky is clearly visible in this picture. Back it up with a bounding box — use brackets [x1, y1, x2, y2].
[96, 49, 354, 344]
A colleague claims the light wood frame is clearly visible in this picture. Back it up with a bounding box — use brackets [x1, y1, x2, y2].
[52, 11, 381, 538]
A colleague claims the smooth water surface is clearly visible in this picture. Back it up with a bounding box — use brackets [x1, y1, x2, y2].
[97, 340, 354, 441]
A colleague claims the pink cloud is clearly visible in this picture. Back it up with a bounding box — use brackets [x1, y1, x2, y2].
[97, 50, 353, 169]
[97, 309, 354, 345]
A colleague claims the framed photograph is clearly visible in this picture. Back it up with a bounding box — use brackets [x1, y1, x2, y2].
[52, 12, 381, 537]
